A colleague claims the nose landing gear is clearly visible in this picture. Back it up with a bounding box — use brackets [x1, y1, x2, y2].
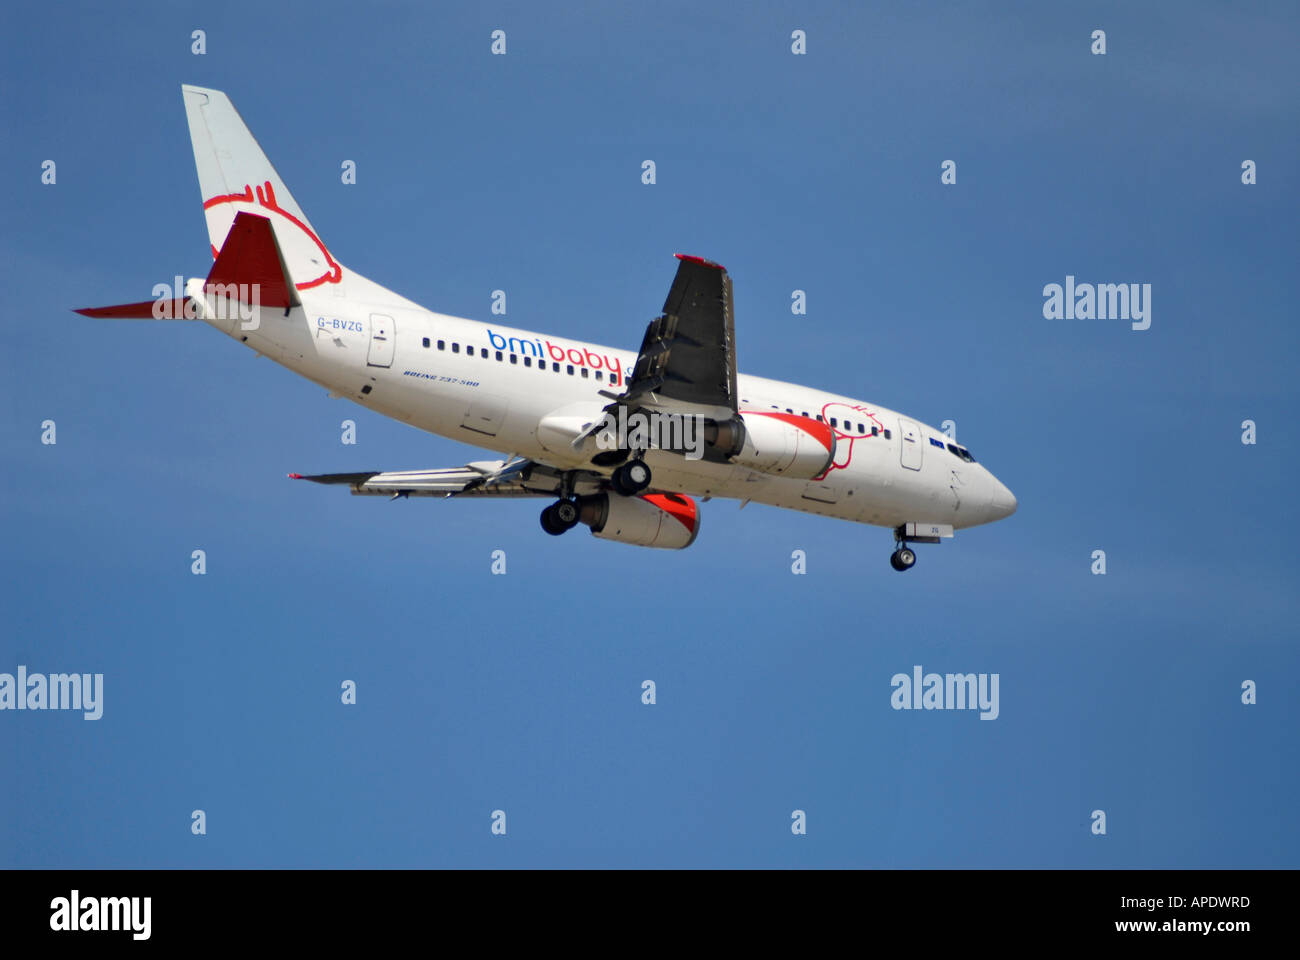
[889, 523, 943, 572]
[889, 546, 917, 571]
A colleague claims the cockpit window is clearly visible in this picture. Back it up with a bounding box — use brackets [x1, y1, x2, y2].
[947, 443, 976, 463]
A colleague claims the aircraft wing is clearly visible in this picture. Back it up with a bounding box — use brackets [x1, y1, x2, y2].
[607, 254, 738, 413]
[290, 458, 607, 498]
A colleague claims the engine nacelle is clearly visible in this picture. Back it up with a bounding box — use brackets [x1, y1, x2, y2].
[578, 492, 700, 549]
[714, 412, 835, 479]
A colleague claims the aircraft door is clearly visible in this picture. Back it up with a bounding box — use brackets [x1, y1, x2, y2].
[899, 417, 923, 471]
[367, 313, 395, 367]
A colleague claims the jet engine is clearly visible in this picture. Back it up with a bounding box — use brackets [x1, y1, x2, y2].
[705, 411, 836, 480]
[578, 492, 700, 549]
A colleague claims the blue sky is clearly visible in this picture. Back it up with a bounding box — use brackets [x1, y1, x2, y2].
[2, 0, 1297, 867]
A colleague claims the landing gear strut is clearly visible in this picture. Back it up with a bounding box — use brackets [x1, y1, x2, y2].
[540, 498, 580, 536]
[890, 524, 922, 572]
[610, 458, 651, 496]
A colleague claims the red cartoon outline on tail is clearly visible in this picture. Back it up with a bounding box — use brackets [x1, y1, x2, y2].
[203, 181, 342, 290]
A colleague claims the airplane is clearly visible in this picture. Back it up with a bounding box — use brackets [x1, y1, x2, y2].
[76, 85, 1016, 571]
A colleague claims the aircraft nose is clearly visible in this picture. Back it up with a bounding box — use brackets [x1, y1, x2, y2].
[989, 477, 1017, 521]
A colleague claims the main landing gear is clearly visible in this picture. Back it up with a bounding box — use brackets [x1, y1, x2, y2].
[540, 498, 580, 536]
[540, 469, 583, 536]
[610, 458, 651, 496]
[540, 457, 652, 536]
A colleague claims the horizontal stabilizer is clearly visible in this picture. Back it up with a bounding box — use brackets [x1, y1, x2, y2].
[75, 299, 194, 320]
[205, 212, 299, 308]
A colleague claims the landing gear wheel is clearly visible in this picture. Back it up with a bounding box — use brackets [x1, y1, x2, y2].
[554, 498, 579, 526]
[540, 499, 580, 535]
[890, 547, 917, 572]
[611, 458, 651, 496]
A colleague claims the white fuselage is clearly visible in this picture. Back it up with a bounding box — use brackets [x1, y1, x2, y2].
[190, 267, 1016, 531]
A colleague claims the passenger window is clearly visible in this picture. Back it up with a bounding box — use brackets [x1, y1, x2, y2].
[581, 367, 589, 378]
[595, 370, 603, 381]
[830, 418, 838, 427]
[567, 365, 574, 375]
[496, 351, 503, 361]
[437, 340, 445, 350]
[452, 343, 460, 353]
[422, 337, 430, 348]
[524, 356, 532, 367]
[509, 354, 517, 364]
[884, 429, 891, 439]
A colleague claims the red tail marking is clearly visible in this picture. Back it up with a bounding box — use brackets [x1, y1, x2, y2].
[203, 181, 341, 289]
[205, 213, 296, 308]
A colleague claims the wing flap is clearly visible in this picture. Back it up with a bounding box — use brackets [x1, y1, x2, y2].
[289, 459, 602, 498]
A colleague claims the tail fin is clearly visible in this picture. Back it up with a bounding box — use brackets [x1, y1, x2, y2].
[182, 85, 341, 291]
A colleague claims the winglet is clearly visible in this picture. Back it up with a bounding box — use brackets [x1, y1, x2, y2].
[674, 253, 727, 272]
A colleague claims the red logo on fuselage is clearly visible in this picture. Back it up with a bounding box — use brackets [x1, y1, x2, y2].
[819, 402, 885, 475]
